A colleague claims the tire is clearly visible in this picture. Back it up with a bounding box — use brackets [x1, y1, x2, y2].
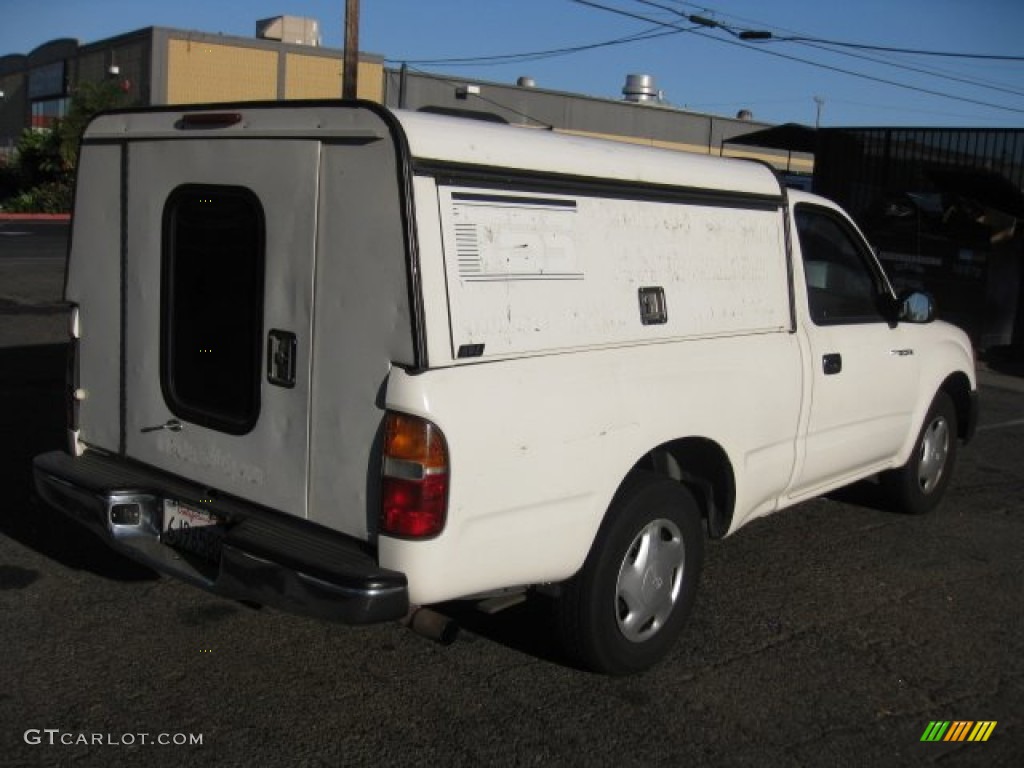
[881, 391, 958, 515]
[556, 471, 704, 675]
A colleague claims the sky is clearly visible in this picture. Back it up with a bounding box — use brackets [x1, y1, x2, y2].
[1, 0, 1022, 128]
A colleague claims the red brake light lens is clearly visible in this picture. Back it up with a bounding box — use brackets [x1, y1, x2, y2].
[381, 475, 448, 538]
[380, 412, 449, 539]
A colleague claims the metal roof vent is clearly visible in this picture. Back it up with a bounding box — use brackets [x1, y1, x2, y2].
[622, 74, 661, 103]
[517, 76, 537, 88]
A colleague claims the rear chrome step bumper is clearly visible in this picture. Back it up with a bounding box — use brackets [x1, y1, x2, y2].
[32, 450, 409, 624]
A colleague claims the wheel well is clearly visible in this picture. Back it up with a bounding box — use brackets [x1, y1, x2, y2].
[632, 438, 736, 538]
[939, 372, 973, 441]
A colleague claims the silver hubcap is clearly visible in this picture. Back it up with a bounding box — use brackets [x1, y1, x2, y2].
[917, 415, 950, 494]
[615, 519, 685, 643]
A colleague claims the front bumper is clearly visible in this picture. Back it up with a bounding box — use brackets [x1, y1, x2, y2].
[33, 450, 409, 624]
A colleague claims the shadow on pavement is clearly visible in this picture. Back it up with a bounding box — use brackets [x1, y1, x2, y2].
[437, 594, 582, 671]
[825, 477, 897, 514]
[982, 344, 1024, 378]
[0, 342, 157, 582]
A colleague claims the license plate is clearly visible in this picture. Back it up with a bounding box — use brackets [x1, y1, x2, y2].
[162, 499, 224, 562]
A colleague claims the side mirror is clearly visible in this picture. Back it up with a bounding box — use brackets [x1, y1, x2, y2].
[898, 290, 936, 324]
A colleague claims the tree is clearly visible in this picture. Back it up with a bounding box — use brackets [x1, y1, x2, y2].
[56, 79, 128, 171]
[1, 78, 128, 213]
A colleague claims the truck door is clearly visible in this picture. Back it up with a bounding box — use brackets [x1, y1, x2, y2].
[123, 139, 319, 518]
[790, 202, 922, 493]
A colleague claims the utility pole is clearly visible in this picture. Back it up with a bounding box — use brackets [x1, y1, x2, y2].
[813, 96, 825, 129]
[342, 0, 360, 99]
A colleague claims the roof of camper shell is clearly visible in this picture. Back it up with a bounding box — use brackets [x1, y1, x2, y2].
[80, 102, 783, 200]
[394, 109, 783, 199]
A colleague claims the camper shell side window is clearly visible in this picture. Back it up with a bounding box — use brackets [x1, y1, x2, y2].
[160, 184, 266, 435]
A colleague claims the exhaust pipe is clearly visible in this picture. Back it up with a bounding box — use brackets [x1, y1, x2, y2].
[404, 606, 459, 645]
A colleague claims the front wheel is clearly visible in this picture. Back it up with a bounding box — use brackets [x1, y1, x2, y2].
[881, 391, 958, 515]
[555, 471, 704, 675]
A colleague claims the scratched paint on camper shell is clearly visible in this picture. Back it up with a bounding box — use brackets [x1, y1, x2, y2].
[440, 186, 789, 358]
[451, 194, 582, 280]
[156, 433, 266, 485]
[118, 137, 318, 519]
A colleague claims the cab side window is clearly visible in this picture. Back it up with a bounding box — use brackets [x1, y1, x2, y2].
[796, 206, 889, 325]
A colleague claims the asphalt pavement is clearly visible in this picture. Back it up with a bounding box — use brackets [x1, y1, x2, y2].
[1, 220, 1021, 767]
[0, 218, 69, 348]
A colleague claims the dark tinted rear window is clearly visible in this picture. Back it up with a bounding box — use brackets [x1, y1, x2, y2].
[161, 185, 265, 434]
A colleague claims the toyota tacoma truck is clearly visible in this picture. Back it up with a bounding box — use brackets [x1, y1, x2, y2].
[34, 101, 977, 674]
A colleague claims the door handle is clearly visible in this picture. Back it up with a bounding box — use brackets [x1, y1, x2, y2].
[267, 330, 297, 388]
[141, 419, 183, 434]
[822, 353, 842, 375]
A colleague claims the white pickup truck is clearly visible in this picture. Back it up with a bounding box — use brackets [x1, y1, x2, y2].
[34, 102, 977, 674]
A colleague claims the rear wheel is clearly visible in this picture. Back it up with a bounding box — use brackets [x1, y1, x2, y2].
[556, 471, 703, 675]
[881, 391, 958, 515]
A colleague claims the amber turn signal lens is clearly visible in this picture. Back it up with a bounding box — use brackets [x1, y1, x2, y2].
[384, 412, 448, 470]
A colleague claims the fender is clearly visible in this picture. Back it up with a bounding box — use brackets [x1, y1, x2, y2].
[892, 322, 976, 468]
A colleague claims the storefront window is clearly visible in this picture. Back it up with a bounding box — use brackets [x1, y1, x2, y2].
[30, 97, 69, 129]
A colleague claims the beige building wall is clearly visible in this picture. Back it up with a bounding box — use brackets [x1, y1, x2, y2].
[355, 60, 384, 102]
[285, 53, 338, 99]
[166, 39, 277, 104]
[284, 54, 382, 102]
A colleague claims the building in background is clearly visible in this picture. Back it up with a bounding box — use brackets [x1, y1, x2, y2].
[0, 17, 384, 154]
[379, 67, 805, 172]
[0, 15, 801, 172]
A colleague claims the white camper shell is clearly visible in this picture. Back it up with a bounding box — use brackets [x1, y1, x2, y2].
[34, 102, 977, 674]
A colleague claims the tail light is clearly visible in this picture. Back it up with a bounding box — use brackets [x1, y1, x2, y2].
[380, 412, 449, 538]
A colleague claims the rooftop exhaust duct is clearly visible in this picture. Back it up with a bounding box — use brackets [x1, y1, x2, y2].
[622, 74, 662, 103]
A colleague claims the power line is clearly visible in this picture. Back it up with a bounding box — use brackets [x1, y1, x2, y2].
[657, 0, 1024, 96]
[793, 39, 1024, 99]
[385, 25, 689, 68]
[666, 1, 1024, 60]
[570, 0, 1024, 116]
[825, 97, 1024, 124]
[761, 37, 1024, 62]
[384, 0, 1022, 104]
[573, 0, 688, 30]
[382, 0, 1022, 100]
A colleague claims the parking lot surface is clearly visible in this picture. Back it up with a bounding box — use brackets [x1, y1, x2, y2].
[1, 222, 1021, 767]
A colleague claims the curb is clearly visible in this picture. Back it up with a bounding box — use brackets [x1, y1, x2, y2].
[0, 213, 71, 221]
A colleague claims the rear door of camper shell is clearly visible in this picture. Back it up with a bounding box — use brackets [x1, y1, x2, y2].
[67, 103, 418, 539]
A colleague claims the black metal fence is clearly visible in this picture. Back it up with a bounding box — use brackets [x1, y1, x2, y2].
[814, 128, 1024, 349]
